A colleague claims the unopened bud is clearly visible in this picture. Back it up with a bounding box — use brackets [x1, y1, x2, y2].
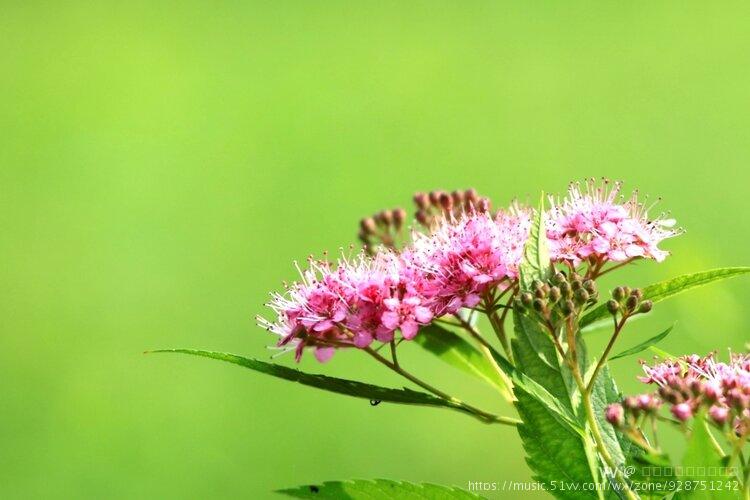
[549, 286, 561, 302]
[709, 405, 730, 426]
[477, 198, 491, 212]
[464, 188, 478, 203]
[571, 279, 583, 291]
[415, 210, 429, 226]
[562, 300, 575, 316]
[638, 301, 653, 314]
[392, 208, 406, 229]
[413, 192, 429, 209]
[607, 299, 620, 315]
[535, 288, 547, 299]
[605, 404, 625, 427]
[360, 217, 377, 234]
[451, 190, 464, 205]
[429, 190, 445, 206]
[532, 298, 546, 313]
[379, 210, 394, 226]
[626, 295, 639, 312]
[553, 272, 567, 285]
[622, 286, 632, 298]
[613, 287, 626, 301]
[560, 282, 572, 298]
[520, 292, 534, 307]
[439, 192, 453, 211]
[630, 288, 643, 300]
[574, 288, 590, 305]
[583, 280, 597, 294]
[671, 402, 693, 422]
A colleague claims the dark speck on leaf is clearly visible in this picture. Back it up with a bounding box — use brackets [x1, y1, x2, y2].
[369, 400, 381, 406]
[309, 485, 319, 493]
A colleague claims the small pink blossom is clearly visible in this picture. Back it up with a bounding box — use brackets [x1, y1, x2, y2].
[547, 179, 680, 267]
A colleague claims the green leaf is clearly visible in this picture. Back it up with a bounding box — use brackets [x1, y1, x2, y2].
[151, 349, 466, 412]
[609, 325, 675, 361]
[679, 418, 736, 500]
[413, 323, 512, 400]
[581, 267, 750, 328]
[277, 479, 484, 499]
[512, 316, 603, 499]
[519, 193, 551, 290]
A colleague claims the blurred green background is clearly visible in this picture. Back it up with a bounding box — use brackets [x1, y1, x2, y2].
[2, 2, 750, 498]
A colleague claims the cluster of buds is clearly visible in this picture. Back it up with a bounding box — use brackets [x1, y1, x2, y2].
[514, 272, 599, 327]
[605, 394, 662, 428]
[606, 353, 750, 441]
[358, 208, 407, 253]
[606, 286, 652, 317]
[412, 189, 491, 230]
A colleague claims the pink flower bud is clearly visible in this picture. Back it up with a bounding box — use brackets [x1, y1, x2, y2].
[671, 403, 693, 422]
[709, 405, 730, 426]
[605, 404, 625, 427]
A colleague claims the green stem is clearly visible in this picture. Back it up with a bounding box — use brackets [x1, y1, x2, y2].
[363, 347, 519, 426]
[486, 297, 515, 364]
[585, 315, 626, 395]
[572, 363, 638, 499]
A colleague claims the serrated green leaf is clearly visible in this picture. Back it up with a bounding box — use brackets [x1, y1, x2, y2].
[511, 316, 603, 499]
[679, 418, 736, 500]
[610, 325, 675, 361]
[519, 193, 551, 291]
[581, 267, 750, 328]
[151, 349, 465, 412]
[413, 323, 512, 400]
[276, 479, 484, 499]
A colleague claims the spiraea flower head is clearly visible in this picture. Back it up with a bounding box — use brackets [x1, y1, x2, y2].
[258, 251, 433, 362]
[547, 178, 681, 267]
[405, 206, 531, 315]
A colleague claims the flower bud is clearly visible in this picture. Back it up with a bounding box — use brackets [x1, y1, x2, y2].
[413, 192, 429, 209]
[709, 405, 730, 426]
[583, 280, 597, 294]
[360, 217, 377, 234]
[553, 272, 567, 285]
[671, 402, 693, 422]
[477, 198, 491, 212]
[451, 190, 464, 205]
[392, 208, 406, 229]
[439, 192, 453, 211]
[561, 299, 575, 316]
[532, 298, 546, 313]
[626, 295, 639, 312]
[574, 288, 590, 305]
[638, 300, 653, 314]
[416, 210, 429, 226]
[605, 404, 625, 427]
[428, 190, 443, 206]
[535, 287, 547, 299]
[549, 286, 561, 302]
[607, 299, 620, 315]
[560, 281, 572, 298]
[630, 288, 643, 300]
[378, 210, 393, 226]
[520, 292, 534, 307]
[464, 188, 478, 203]
[571, 279, 583, 291]
[613, 287, 626, 301]
[622, 286, 632, 298]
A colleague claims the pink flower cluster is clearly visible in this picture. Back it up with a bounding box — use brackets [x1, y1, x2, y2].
[608, 353, 750, 433]
[547, 179, 680, 267]
[259, 209, 530, 361]
[259, 181, 679, 362]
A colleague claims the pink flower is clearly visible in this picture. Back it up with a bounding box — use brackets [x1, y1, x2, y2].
[258, 251, 436, 362]
[672, 403, 693, 421]
[406, 208, 530, 315]
[605, 403, 624, 427]
[547, 179, 680, 267]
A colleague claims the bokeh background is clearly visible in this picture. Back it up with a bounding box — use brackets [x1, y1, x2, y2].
[3, 2, 750, 498]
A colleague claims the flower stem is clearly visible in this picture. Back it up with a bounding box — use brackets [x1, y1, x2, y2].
[363, 347, 519, 426]
[585, 315, 626, 395]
